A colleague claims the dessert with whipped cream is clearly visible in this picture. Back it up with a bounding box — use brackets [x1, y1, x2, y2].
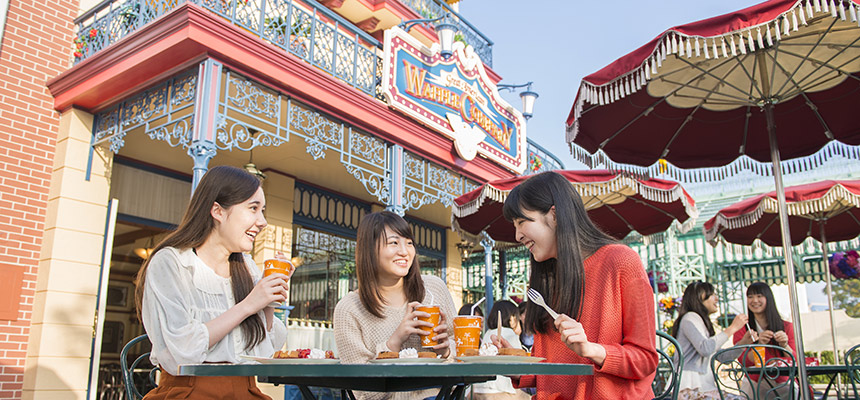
[399, 348, 419, 359]
[478, 342, 499, 356]
[273, 348, 336, 359]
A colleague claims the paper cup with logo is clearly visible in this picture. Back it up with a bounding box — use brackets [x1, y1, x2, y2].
[263, 258, 294, 307]
[453, 315, 483, 356]
[416, 305, 441, 348]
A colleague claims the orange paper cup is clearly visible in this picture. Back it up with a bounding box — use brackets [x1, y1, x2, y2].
[453, 315, 482, 356]
[263, 258, 295, 280]
[416, 305, 441, 348]
[263, 259, 294, 307]
[752, 346, 766, 367]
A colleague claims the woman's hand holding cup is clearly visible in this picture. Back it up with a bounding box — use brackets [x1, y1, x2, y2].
[386, 301, 433, 351]
[262, 253, 295, 308]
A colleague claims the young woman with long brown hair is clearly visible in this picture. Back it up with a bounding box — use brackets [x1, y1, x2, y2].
[333, 211, 455, 400]
[493, 171, 658, 399]
[134, 166, 288, 399]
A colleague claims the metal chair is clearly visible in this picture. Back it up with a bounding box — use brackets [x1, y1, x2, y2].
[847, 343, 860, 399]
[711, 343, 797, 400]
[654, 330, 683, 400]
[120, 334, 159, 400]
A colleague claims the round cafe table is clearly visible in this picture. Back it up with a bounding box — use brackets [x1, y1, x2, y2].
[178, 361, 592, 400]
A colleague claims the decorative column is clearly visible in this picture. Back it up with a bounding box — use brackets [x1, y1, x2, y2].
[385, 144, 404, 216]
[481, 232, 495, 313]
[189, 59, 222, 192]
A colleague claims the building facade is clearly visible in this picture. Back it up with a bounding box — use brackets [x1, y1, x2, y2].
[0, 0, 560, 398]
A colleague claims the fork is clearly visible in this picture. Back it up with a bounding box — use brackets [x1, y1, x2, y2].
[527, 288, 559, 319]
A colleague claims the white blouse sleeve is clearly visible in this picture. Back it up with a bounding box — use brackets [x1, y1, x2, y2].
[142, 249, 210, 373]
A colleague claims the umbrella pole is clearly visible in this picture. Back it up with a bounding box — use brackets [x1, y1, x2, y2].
[819, 223, 843, 398]
[765, 101, 811, 399]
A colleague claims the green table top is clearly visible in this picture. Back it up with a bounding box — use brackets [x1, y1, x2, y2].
[178, 362, 592, 377]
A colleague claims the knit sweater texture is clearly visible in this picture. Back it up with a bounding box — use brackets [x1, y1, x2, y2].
[333, 274, 456, 400]
[515, 244, 658, 400]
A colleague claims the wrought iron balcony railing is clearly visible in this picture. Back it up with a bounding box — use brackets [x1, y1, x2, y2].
[73, 0, 382, 96]
[398, 0, 493, 67]
[525, 138, 565, 175]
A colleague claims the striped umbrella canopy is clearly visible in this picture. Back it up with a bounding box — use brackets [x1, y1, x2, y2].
[705, 180, 860, 246]
[452, 170, 698, 242]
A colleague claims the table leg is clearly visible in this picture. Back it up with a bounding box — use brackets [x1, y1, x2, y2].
[434, 384, 453, 400]
[449, 384, 467, 400]
[297, 385, 317, 400]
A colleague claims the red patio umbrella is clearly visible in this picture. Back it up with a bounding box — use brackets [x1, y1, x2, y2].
[566, 2, 860, 394]
[704, 179, 860, 393]
[452, 170, 698, 242]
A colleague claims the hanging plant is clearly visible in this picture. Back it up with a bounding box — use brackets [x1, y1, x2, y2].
[72, 28, 100, 58]
[648, 270, 669, 293]
[658, 296, 681, 314]
[828, 250, 860, 280]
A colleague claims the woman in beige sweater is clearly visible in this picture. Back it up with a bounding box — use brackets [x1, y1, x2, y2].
[334, 211, 456, 399]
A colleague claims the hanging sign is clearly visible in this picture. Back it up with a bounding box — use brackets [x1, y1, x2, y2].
[382, 27, 526, 174]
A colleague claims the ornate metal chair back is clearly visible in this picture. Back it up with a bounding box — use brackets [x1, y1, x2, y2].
[847, 343, 860, 399]
[711, 343, 797, 400]
[654, 330, 683, 400]
[120, 334, 159, 400]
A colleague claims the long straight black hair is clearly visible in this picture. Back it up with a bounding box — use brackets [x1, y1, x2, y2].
[672, 281, 716, 338]
[502, 172, 616, 334]
[747, 281, 784, 343]
[134, 165, 266, 351]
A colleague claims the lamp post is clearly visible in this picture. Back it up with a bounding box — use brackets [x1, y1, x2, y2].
[398, 14, 457, 60]
[497, 82, 538, 120]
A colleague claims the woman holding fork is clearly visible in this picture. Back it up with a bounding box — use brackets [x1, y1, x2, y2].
[493, 171, 657, 399]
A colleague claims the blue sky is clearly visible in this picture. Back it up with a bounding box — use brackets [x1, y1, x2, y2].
[460, 0, 762, 170]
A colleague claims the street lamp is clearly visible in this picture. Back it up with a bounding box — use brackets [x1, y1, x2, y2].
[497, 82, 538, 120]
[398, 14, 457, 60]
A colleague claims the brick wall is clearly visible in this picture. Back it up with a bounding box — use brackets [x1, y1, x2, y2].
[0, 0, 79, 398]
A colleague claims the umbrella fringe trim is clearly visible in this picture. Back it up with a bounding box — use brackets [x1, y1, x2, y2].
[566, 0, 860, 142]
[452, 174, 699, 224]
[568, 141, 860, 183]
[704, 182, 860, 242]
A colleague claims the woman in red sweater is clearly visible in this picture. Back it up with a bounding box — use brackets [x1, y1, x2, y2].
[493, 171, 658, 399]
[732, 282, 797, 399]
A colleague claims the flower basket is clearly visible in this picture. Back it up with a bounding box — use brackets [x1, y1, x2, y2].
[828, 250, 860, 280]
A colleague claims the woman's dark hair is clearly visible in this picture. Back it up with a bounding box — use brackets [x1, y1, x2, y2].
[672, 281, 716, 338]
[502, 172, 616, 334]
[134, 166, 266, 351]
[458, 303, 483, 317]
[486, 300, 520, 330]
[355, 211, 425, 318]
[747, 282, 784, 343]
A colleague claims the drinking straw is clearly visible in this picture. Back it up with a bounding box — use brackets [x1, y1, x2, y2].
[428, 291, 435, 306]
[471, 297, 485, 316]
[497, 311, 502, 340]
[746, 321, 758, 342]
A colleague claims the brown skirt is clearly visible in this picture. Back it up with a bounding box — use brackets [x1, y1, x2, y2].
[143, 369, 271, 400]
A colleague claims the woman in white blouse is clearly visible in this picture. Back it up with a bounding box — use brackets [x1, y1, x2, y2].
[134, 166, 288, 399]
[672, 281, 747, 400]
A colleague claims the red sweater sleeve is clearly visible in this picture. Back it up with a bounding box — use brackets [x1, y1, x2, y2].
[593, 249, 658, 380]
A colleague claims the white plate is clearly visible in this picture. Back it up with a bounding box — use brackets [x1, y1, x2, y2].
[455, 355, 545, 364]
[369, 357, 446, 364]
[240, 355, 340, 364]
